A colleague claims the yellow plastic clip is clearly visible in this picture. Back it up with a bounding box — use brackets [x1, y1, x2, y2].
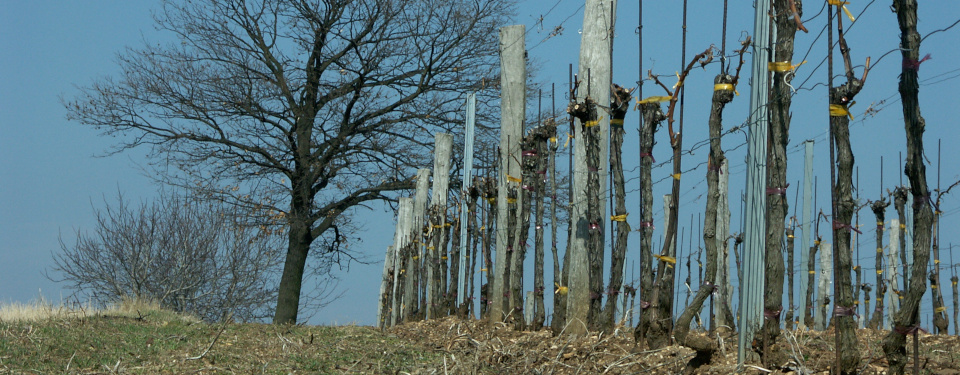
[900, 223, 906, 229]
[507, 198, 517, 204]
[877, 270, 883, 275]
[480, 268, 487, 272]
[564, 133, 573, 148]
[479, 225, 486, 230]
[611, 214, 628, 222]
[768, 60, 807, 72]
[932, 285, 938, 289]
[672, 173, 682, 180]
[441, 256, 448, 260]
[877, 247, 883, 253]
[830, 103, 854, 120]
[877, 221, 884, 226]
[654, 254, 677, 264]
[610, 119, 624, 127]
[787, 234, 795, 238]
[935, 259, 940, 264]
[673, 71, 682, 89]
[549, 136, 558, 144]
[486, 197, 496, 204]
[637, 95, 672, 104]
[809, 270, 816, 274]
[827, 0, 856, 22]
[815, 240, 821, 245]
[936, 306, 947, 313]
[714, 83, 739, 96]
[584, 120, 599, 127]
[555, 283, 569, 295]
[853, 265, 859, 270]
[954, 281, 958, 286]
[507, 175, 522, 183]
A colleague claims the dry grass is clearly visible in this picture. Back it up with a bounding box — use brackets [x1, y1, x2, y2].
[0, 296, 173, 323]
[3, 302, 959, 374]
[0, 298, 440, 374]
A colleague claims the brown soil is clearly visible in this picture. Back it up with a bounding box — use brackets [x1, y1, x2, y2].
[388, 316, 960, 374]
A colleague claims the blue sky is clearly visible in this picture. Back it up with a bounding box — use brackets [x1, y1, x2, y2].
[3, 0, 960, 327]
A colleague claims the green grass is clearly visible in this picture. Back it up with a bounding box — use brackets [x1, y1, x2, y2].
[0, 302, 442, 374]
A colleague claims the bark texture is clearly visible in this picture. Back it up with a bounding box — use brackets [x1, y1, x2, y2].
[761, 0, 800, 364]
[602, 85, 634, 332]
[633, 102, 665, 346]
[673, 73, 735, 371]
[868, 198, 890, 329]
[883, 1, 935, 373]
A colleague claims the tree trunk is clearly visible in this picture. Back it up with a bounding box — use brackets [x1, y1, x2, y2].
[633, 102, 666, 346]
[511, 137, 533, 329]
[525, 122, 556, 330]
[952, 274, 959, 335]
[761, 0, 799, 362]
[868, 198, 890, 329]
[893, 187, 909, 294]
[830, 73, 864, 373]
[673, 74, 734, 370]
[883, 2, 935, 373]
[716, 161, 735, 332]
[274, 194, 315, 324]
[930, 214, 949, 334]
[602, 85, 634, 332]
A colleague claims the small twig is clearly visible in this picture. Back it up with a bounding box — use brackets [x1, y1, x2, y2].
[186, 321, 229, 361]
[65, 351, 77, 372]
[745, 364, 773, 373]
[787, 0, 809, 32]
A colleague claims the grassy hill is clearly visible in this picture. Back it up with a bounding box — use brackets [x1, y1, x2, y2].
[0, 300, 439, 374]
[4, 300, 960, 374]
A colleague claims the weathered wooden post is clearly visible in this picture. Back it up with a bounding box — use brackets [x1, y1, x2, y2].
[394, 198, 414, 325]
[815, 243, 832, 331]
[565, 0, 616, 335]
[378, 245, 396, 329]
[457, 94, 477, 309]
[491, 24, 525, 325]
[405, 169, 430, 321]
[427, 133, 453, 319]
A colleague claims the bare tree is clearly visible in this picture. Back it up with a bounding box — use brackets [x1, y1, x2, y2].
[50, 192, 290, 322]
[64, 0, 513, 324]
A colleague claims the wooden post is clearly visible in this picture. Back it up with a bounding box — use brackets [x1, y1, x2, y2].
[492, 24, 525, 325]
[815, 243, 832, 331]
[427, 133, 453, 319]
[458, 94, 477, 308]
[565, 0, 616, 335]
[378, 245, 396, 329]
[406, 169, 430, 321]
[394, 198, 414, 325]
